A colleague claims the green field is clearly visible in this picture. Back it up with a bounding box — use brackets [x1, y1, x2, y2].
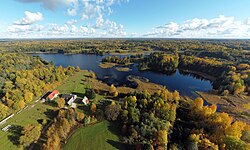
[57, 70, 103, 100]
[0, 102, 53, 150]
[64, 121, 126, 150]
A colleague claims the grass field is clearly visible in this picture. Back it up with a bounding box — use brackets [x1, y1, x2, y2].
[57, 70, 103, 100]
[0, 102, 53, 150]
[63, 121, 126, 150]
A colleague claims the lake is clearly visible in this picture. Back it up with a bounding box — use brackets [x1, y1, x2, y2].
[33, 53, 212, 97]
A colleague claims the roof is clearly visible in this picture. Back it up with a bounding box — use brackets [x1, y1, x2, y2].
[48, 90, 59, 100]
[71, 103, 77, 108]
[61, 94, 73, 101]
[82, 96, 89, 105]
[67, 95, 77, 106]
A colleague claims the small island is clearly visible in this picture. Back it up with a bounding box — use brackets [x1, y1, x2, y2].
[115, 67, 131, 72]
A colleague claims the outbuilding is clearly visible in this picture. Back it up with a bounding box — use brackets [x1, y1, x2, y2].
[48, 90, 59, 100]
[82, 96, 90, 105]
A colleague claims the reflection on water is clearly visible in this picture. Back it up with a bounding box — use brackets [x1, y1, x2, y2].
[32, 53, 213, 97]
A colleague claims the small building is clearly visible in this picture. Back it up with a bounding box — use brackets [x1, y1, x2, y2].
[61, 94, 77, 106]
[2, 125, 12, 132]
[67, 95, 77, 106]
[71, 103, 77, 109]
[48, 90, 59, 101]
[82, 96, 90, 105]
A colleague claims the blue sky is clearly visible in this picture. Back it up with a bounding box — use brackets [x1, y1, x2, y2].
[0, 0, 250, 38]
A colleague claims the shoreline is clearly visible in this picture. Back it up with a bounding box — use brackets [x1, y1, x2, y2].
[179, 69, 217, 82]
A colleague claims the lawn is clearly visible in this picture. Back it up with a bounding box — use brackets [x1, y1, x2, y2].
[57, 70, 103, 100]
[63, 121, 126, 150]
[0, 102, 53, 150]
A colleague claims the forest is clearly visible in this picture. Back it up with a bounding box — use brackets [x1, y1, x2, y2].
[106, 91, 250, 150]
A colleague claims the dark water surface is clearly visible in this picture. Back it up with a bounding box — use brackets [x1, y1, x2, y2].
[33, 53, 212, 98]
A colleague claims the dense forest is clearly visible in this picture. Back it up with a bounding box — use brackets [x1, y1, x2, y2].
[118, 89, 180, 149]
[138, 52, 179, 73]
[105, 90, 250, 149]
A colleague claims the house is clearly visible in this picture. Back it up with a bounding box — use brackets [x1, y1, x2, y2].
[71, 103, 77, 109]
[82, 96, 90, 105]
[48, 90, 59, 101]
[67, 95, 77, 106]
[61, 94, 77, 106]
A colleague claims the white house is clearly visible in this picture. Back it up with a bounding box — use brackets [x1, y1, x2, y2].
[67, 95, 77, 106]
[82, 96, 89, 105]
[71, 103, 77, 109]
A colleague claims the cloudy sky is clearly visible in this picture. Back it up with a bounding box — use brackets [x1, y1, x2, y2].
[0, 0, 250, 38]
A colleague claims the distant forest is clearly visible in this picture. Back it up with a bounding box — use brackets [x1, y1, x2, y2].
[0, 39, 249, 63]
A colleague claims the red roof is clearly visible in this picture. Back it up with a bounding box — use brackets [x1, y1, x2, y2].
[48, 90, 59, 100]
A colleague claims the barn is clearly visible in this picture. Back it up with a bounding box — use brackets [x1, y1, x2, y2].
[48, 90, 59, 100]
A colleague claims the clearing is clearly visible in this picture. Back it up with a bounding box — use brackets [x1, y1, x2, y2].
[64, 121, 126, 150]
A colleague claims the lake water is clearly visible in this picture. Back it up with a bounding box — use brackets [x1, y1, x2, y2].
[33, 53, 212, 98]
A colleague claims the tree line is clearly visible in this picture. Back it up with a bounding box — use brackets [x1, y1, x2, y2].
[1, 39, 249, 63]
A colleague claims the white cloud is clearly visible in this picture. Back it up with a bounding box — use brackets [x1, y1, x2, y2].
[7, 24, 44, 33]
[105, 20, 126, 36]
[67, 0, 78, 16]
[47, 24, 96, 36]
[80, 0, 128, 29]
[7, 0, 128, 38]
[15, 0, 129, 35]
[50, 24, 69, 33]
[66, 19, 78, 25]
[95, 15, 104, 28]
[145, 15, 250, 38]
[14, 11, 43, 25]
[81, 1, 103, 20]
[246, 18, 250, 25]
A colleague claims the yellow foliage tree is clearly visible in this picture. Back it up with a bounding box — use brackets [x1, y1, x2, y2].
[157, 130, 168, 146]
[210, 104, 217, 114]
[113, 91, 119, 97]
[90, 103, 97, 113]
[225, 121, 247, 139]
[19, 100, 26, 109]
[24, 91, 34, 103]
[193, 98, 204, 110]
[109, 84, 117, 95]
[57, 98, 65, 108]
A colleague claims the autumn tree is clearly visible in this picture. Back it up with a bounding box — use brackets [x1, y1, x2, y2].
[90, 103, 97, 113]
[0, 103, 9, 119]
[105, 103, 121, 121]
[24, 91, 34, 103]
[193, 97, 204, 110]
[57, 98, 65, 108]
[85, 89, 96, 99]
[43, 133, 61, 150]
[76, 112, 85, 122]
[109, 84, 118, 97]
[19, 124, 42, 148]
[157, 130, 168, 146]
